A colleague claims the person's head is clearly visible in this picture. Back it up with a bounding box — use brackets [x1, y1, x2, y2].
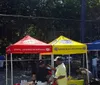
[54, 56, 63, 65]
[39, 60, 45, 67]
[32, 74, 36, 81]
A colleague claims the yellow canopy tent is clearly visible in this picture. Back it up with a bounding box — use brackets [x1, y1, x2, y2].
[50, 35, 87, 54]
[41, 35, 87, 55]
[40, 35, 89, 84]
[41, 35, 87, 73]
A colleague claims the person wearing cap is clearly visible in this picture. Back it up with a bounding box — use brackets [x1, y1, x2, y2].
[54, 56, 67, 85]
[36, 60, 49, 85]
[48, 56, 67, 85]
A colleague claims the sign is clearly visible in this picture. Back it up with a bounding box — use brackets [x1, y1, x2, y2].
[53, 46, 87, 54]
[23, 39, 35, 44]
[60, 40, 73, 44]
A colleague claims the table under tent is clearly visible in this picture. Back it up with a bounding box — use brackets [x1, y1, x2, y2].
[6, 35, 52, 85]
[41, 35, 89, 85]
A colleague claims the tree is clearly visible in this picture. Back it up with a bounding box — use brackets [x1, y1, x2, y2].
[0, 0, 100, 54]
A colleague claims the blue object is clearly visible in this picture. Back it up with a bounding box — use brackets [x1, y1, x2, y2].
[87, 40, 100, 51]
[0, 55, 5, 60]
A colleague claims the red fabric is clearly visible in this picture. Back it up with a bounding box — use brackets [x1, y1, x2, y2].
[52, 81, 57, 85]
[48, 70, 52, 75]
[6, 35, 52, 54]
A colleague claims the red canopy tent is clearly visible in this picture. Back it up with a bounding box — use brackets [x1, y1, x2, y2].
[5, 35, 52, 85]
[6, 35, 52, 54]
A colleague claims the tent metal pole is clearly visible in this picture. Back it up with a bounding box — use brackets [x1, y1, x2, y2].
[86, 52, 89, 85]
[51, 54, 54, 75]
[83, 54, 85, 68]
[51, 54, 54, 67]
[39, 54, 42, 60]
[68, 55, 71, 76]
[11, 53, 13, 85]
[6, 54, 8, 85]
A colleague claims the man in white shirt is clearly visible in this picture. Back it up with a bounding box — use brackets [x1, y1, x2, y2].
[92, 55, 99, 78]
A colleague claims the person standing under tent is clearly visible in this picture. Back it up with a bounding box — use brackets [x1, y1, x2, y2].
[48, 56, 67, 85]
[36, 60, 49, 85]
[92, 54, 99, 78]
[31, 60, 37, 75]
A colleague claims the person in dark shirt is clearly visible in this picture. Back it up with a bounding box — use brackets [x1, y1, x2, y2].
[36, 60, 49, 85]
[32, 61, 37, 74]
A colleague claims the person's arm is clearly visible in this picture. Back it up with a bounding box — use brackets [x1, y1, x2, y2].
[47, 64, 56, 71]
[57, 75, 65, 79]
[54, 75, 65, 81]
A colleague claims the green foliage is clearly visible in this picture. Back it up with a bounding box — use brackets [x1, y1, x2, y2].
[0, 0, 100, 54]
[86, 0, 100, 19]
[24, 24, 37, 37]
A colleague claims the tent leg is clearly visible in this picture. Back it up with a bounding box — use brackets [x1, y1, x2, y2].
[83, 54, 85, 68]
[39, 54, 42, 60]
[11, 53, 13, 85]
[68, 55, 71, 76]
[51, 54, 54, 67]
[51, 54, 54, 75]
[6, 54, 8, 85]
[86, 53, 89, 85]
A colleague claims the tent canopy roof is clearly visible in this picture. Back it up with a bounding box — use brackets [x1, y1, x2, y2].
[87, 40, 100, 51]
[14, 35, 49, 45]
[41, 35, 87, 55]
[50, 35, 86, 46]
[6, 35, 52, 54]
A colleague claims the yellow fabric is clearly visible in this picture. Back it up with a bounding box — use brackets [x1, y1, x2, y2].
[67, 80, 84, 85]
[55, 63, 67, 85]
[53, 45, 86, 54]
[51, 36, 87, 54]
